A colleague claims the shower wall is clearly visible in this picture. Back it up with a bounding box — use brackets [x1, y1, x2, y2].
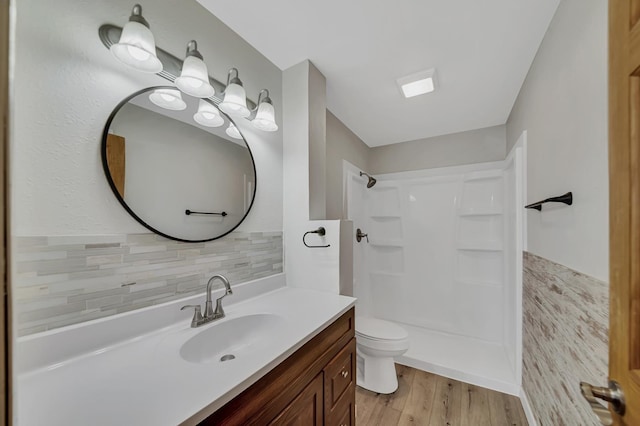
[369, 168, 506, 339]
[346, 150, 523, 393]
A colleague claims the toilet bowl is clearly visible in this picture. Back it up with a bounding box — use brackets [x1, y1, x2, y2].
[355, 316, 409, 394]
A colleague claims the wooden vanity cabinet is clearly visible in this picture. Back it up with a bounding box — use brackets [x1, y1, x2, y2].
[269, 373, 324, 425]
[198, 308, 355, 426]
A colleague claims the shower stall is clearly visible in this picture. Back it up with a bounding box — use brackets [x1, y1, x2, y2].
[344, 143, 525, 395]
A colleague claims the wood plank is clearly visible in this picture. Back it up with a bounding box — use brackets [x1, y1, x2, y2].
[397, 369, 436, 426]
[355, 387, 382, 424]
[357, 395, 402, 426]
[388, 364, 416, 412]
[357, 365, 528, 426]
[460, 382, 491, 426]
[376, 406, 402, 426]
[502, 392, 529, 425]
[355, 391, 384, 425]
[427, 374, 462, 426]
[488, 391, 528, 426]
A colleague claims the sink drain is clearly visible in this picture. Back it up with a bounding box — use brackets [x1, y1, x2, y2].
[220, 354, 236, 362]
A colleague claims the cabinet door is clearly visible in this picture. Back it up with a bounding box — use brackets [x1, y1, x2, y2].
[269, 373, 323, 426]
[326, 384, 355, 426]
[324, 338, 355, 411]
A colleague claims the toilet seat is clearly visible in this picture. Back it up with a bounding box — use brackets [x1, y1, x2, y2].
[356, 316, 409, 341]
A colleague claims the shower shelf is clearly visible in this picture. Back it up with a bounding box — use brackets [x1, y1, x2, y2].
[458, 209, 503, 217]
[456, 243, 503, 251]
[369, 271, 405, 278]
[370, 240, 404, 247]
[463, 169, 503, 181]
[455, 279, 503, 289]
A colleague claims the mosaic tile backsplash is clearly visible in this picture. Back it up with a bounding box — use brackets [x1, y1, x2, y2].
[523, 252, 608, 426]
[14, 232, 283, 336]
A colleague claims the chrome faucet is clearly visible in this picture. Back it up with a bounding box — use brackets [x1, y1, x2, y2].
[181, 274, 233, 328]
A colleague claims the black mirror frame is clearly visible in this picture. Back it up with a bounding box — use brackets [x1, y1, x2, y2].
[101, 85, 257, 243]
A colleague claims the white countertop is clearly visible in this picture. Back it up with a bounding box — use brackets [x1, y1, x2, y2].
[16, 279, 355, 426]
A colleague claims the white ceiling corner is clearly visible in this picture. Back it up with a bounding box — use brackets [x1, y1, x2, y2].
[197, 0, 560, 147]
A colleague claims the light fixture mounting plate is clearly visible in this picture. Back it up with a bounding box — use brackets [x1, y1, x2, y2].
[98, 24, 257, 110]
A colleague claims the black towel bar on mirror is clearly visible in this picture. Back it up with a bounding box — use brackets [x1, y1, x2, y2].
[303, 227, 330, 248]
[525, 192, 573, 211]
[185, 209, 227, 217]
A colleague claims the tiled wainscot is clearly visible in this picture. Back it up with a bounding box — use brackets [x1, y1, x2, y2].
[14, 232, 283, 336]
[523, 252, 608, 425]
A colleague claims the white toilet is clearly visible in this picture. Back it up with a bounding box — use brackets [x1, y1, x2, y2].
[355, 316, 410, 394]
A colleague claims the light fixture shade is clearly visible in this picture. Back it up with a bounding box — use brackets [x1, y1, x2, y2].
[193, 100, 224, 127]
[252, 101, 278, 132]
[148, 89, 187, 111]
[175, 55, 215, 98]
[219, 83, 250, 118]
[225, 123, 243, 139]
[110, 6, 162, 73]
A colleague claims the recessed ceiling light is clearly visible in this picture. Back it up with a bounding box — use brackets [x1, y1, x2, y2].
[397, 68, 436, 98]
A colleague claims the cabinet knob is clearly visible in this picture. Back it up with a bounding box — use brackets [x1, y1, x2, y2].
[341, 370, 348, 378]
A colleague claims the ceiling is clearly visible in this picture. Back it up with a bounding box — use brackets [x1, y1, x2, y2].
[197, 0, 560, 147]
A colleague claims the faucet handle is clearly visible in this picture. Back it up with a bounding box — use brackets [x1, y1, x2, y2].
[180, 304, 203, 328]
[213, 298, 226, 319]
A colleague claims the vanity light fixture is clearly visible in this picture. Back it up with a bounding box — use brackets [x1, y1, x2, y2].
[225, 122, 243, 139]
[100, 8, 280, 132]
[252, 89, 278, 132]
[219, 68, 251, 118]
[397, 68, 436, 98]
[148, 88, 187, 110]
[193, 100, 224, 127]
[174, 41, 215, 98]
[110, 4, 163, 73]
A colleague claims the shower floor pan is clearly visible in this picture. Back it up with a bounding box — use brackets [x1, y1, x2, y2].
[395, 323, 518, 396]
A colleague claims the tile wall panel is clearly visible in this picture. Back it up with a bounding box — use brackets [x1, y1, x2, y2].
[14, 232, 283, 336]
[523, 252, 608, 425]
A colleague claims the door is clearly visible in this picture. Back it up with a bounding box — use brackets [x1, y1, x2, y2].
[586, 1, 640, 424]
[1, 0, 9, 423]
[105, 134, 126, 198]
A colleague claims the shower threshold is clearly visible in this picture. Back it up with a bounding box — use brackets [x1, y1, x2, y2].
[395, 323, 518, 396]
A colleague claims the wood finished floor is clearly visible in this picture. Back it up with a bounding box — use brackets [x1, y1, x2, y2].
[355, 365, 528, 426]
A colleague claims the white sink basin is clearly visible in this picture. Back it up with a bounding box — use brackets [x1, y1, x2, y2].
[180, 313, 286, 364]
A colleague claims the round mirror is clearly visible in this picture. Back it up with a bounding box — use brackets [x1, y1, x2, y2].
[102, 86, 256, 242]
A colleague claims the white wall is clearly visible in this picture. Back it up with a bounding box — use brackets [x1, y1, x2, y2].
[506, 0, 608, 281]
[282, 60, 343, 293]
[326, 111, 370, 220]
[308, 64, 327, 221]
[12, 0, 283, 236]
[111, 103, 254, 240]
[503, 137, 526, 385]
[369, 125, 506, 175]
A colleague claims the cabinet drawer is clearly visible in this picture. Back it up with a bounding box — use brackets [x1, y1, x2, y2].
[326, 384, 355, 426]
[324, 338, 355, 410]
